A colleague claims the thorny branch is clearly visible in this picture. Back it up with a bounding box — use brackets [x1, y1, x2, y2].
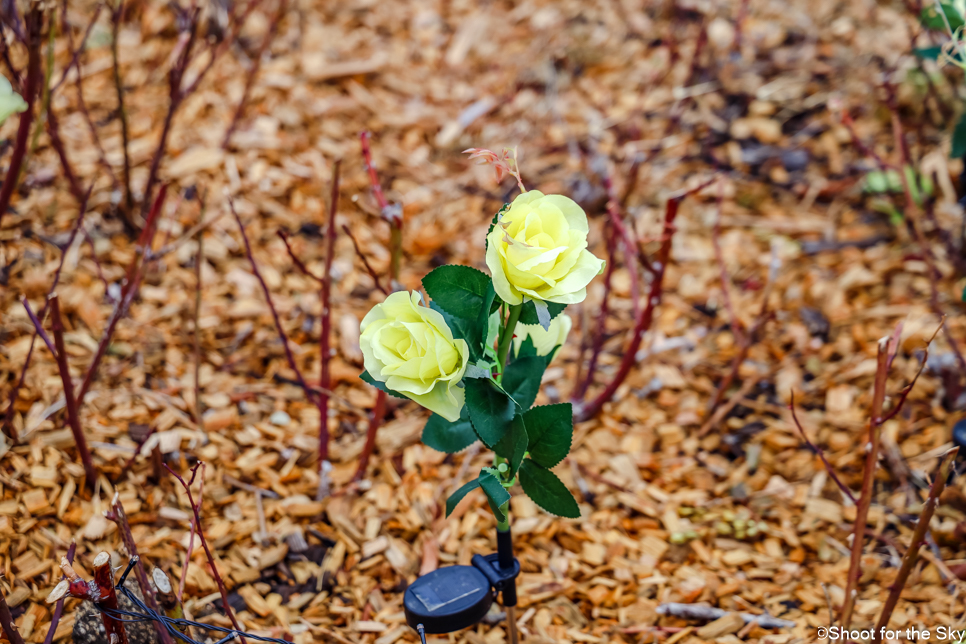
[574, 176, 716, 422]
[0, 5, 41, 231]
[106, 494, 175, 644]
[354, 132, 401, 482]
[841, 329, 901, 627]
[230, 197, 319, 405]
[871, 449, 958, 643]
[317, 160, 341, 495]
[2, 188, 91, 440]
[165, 462, 248, 644]
[788, 392, 857, 504]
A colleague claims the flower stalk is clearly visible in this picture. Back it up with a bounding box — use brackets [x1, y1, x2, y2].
[495, 304, 522, 381]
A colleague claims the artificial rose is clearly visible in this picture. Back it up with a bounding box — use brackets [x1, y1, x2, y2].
[486, 191, 605, 305]
[513, 313, 572, 358]
[360, 291, 469, 421]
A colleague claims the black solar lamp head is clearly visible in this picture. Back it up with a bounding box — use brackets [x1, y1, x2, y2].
[405, 528, 521, 635]
[403, 565, 494, 634]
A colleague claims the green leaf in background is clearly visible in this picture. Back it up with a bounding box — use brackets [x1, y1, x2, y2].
[523, 403, 573, 469]
[518, 460, 580, 519]
[518, 299, 566, 326]
[914, 45, 943, 60]
[502, 355, 549, 410]
[360, 370, 409, 400]
[0, 76, 26, 126]
[479, 470, 511, 523]
[430, 301, 485, 362]
[464, 378, 516, 447]
[516, 335, 539, 358]
[953, 111, 966, 159]
[921, 2, 965, 30]
[422, 408, 477, 453]
[423, 265, 493, 320]
[445, 477, 480, 517]
[493, 414, 528, 477]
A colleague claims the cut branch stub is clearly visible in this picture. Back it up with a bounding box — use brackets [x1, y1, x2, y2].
[92, 552, 130, 644]
[45, 580, 70, 604]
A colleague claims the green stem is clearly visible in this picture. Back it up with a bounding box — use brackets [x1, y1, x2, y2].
[495, 304, 523, 382]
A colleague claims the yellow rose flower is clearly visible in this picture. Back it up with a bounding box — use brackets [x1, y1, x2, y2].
[513, 314, 572, 357]
[486, 191, 605, 306]
[360, 291, 469, 421]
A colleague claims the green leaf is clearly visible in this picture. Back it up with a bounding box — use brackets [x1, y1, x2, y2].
[479, 470, 511, 523]
[502, 355, 549, 410]
[523, 404, 573, 469]
[360, 371, 408, 400]
[921, 2, 964, 30]
[518, 460, 580, 519]
[430, 301, 485, 363]
[516, 335, 539, 358]
[423, 408, 477, 453]
[423, 265, 492, 320]
[953, 111, 966, 159]
[518, 299, 566, 326]
[464, 378, 516, 447]
[445, 477, 480, 517]
[493, 415, 528, 477]
[914, 45, 943, 60]
[477, 281, 497, 346]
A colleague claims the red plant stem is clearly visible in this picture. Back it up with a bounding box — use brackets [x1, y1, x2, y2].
[841, 338, 891, 628]
[116, 425, 155, 478]
[871, 449, 957, 643]
[3, 198, 89, 439]
[354, 386, 386, 483]
[20, 297, 56, 357]
[711, 179, 744, 343]
[360, 131, 390, 211]
[178, 513, 197, 603]
[45, 105, 84, 202]
[74, 185, 168, 405]
[0, 581, 26, 644]
[277, 230, 323, 283]
[788, 393, 857, 504]
[135, 0, 264, 229]
[601, 171, 641, 315]
[341, 224, 388, 295]
[66, 24, 116, 189]
[52, 4, 102, 92]
[41, 542, 75, 644]
[354, 132, 400, 481]
[106, 496, 175, 644]
[572, 224, 616, 401]
[165, 463, 247, 644]
[0, 6, 41, 231]
[109, 0, 132, 215]
[92, 552, 130, 644]
[230, 197, 318, 404]
[575, 179, 714, 421]
[318, 161, 340, 471]
[222, 0, 286, 149]
[194, 229, 204, 428]
[180, 0, 266, 97]
[49, 295, 98, 489]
